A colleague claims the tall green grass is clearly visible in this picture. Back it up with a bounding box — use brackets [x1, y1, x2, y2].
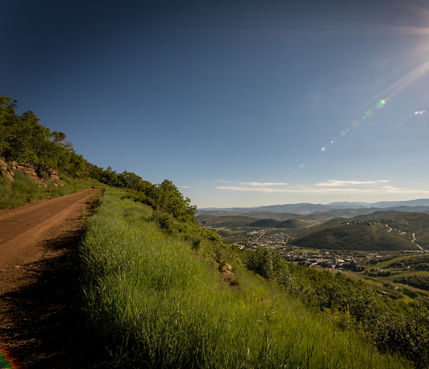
[0, 172, 102, 209]
[80, 189, 413, 369]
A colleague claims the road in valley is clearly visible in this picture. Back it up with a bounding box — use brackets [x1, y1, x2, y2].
[411, 232, 425, 251]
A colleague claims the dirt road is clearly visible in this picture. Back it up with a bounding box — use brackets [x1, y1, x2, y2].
[0, 188, 107, 368]
[411, 232, 425, 251]
[0, 189, 100, 293]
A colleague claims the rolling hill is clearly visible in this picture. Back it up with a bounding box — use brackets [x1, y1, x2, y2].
[293, 223, 419, 251]
[352, 211, 429, 249]
[196, 214, 307, 229]
[196, 214, 259, 228]
[249, 218, 306, 228]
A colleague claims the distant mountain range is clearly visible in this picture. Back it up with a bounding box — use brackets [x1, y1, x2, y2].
[200, 199, 429, 215]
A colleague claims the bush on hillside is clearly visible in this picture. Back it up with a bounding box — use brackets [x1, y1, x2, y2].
[245, 247, 429, 367]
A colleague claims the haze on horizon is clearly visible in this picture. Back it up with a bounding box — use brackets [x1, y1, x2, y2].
[2, 0, 429, 208]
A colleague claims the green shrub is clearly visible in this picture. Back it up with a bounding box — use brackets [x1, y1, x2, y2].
[191, 238, 201, 250]
[151, 209, 179, 233]
[0, 172, 46, 207]
[245, 246, 429, 367]
[394, 275, 429, 291]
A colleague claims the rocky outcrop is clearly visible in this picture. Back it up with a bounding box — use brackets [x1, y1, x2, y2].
[20, 165, 44, 185]
[219, 263, 238, 288]
[0, 157, 14, 181]
[0, 158, 63, 186]
[48, 169, 63, 186]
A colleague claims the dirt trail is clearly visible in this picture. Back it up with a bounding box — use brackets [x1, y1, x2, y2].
[0, 189, 100, 293]
[411, 232, 425, 251]
[0, 188, 107, 368]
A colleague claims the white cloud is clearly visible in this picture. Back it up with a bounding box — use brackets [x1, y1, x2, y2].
[216, 186, 288, 193]
[180, 185, 190, 189]
[414, 110, 426, 116]
[383, 185, 396, 190]
[214, 178, 429, 196]
[315, 179, 390, 187]
[215, 185, 429, 195]
[238, 181, 288, 187]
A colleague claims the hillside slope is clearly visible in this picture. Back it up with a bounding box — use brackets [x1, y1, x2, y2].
[196, 214, 260, 227]
[249, 218, 305, 228]
[80, 189, 413, 369]
[294, 223, 418, 251]
[353, 211, 429, 248]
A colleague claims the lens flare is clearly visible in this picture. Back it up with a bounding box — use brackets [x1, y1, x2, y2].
[364, 109, 374, 118]
[353, 60, 429, 115]
[300, 10, 429, 171]
[376, 99, 387, 109]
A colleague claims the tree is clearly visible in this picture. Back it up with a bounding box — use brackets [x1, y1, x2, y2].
[155, 180, 196, 221]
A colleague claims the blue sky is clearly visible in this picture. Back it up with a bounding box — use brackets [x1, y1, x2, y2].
[2, 0, 429, 207]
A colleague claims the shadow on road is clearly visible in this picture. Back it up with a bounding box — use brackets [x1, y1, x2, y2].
[0, 228, 109, 369]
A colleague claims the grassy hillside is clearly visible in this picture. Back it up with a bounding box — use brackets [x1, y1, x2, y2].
[364, 254, 429, 296]
[80, 189, 413, 369]
[384, 254, 429, 271]
[0, 172, 101, 208]
[353, 211, 429, 248]
[293, 223, 418, 251]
